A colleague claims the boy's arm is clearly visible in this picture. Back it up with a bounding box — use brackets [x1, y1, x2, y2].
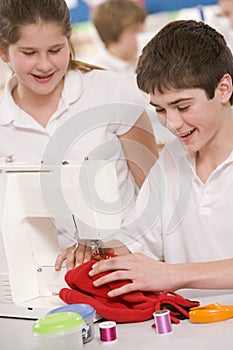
[88, 253, 233, 297]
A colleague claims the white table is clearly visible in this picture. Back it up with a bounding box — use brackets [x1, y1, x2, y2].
[1, 289, 233, 350]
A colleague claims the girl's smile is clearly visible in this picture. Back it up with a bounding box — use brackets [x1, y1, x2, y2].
[3, 22, 70, 98]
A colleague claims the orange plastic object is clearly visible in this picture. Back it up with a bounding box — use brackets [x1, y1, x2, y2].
[189, 302, 233, 323]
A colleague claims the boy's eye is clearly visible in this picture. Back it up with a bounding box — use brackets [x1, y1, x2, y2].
[178, 105, 189, 112]
[155, 108, 165, 114]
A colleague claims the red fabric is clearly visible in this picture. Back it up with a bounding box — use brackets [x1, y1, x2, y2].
[59, 256, 199, 323]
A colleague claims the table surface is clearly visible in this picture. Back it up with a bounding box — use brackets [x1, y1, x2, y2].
[1, 289, 233, 350]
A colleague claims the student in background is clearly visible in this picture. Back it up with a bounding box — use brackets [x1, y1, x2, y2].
[219, 0, 233, 28]
[90, 0, 148, 86]
[0, 0, 158, 250]
[89, 0, 175, 148]
[86, 20, 233, 294]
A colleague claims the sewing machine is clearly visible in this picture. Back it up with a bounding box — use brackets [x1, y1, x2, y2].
[0, 160, 121, 319]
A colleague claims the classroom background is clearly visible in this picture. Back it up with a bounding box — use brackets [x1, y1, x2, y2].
[67, 0, 218, 23]
[0, 0, 232, 93]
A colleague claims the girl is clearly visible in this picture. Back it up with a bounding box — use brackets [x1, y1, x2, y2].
[0, 0, 158, 265]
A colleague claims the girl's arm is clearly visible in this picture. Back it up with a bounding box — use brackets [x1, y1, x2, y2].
[119, 111, 158, 188]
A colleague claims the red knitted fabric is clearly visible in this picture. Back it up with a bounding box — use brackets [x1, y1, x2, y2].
[59, 257, 199, 323]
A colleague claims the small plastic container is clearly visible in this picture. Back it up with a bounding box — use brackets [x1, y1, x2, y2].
[32, 312, 83, 350]
[47, 303, 96, 343]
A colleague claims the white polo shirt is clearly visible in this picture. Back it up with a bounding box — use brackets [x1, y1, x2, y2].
[85, 48, 138, 88]
[121, 138, 233, 263]
[0, 69, 146, 160]
[0, 69, 148, 234]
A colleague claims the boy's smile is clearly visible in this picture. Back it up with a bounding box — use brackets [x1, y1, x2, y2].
[149, 85, 232, 155]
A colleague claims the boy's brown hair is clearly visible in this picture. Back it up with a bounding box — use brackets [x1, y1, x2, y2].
[136, 20, 233, 104]
[91, 0, 147, 48]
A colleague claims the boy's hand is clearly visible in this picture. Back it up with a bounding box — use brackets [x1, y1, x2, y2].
[55, 239, 129, 271]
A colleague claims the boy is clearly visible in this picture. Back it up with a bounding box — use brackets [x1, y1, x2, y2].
[90, 0, 147, 84]
[87, 20, 233, 296]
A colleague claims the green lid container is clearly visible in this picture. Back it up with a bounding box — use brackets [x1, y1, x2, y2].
[32, 312, 83, 335]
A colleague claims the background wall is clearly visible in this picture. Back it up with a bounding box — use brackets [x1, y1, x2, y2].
[69, 0, 89, 24]
[144, 0, 218, 14]
[68, 0, 218, 24]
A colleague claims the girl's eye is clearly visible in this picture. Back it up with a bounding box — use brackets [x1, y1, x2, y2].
[22, 48, 61, 55]
[49, 48, 61, 54]
[23, 51, 35, 56]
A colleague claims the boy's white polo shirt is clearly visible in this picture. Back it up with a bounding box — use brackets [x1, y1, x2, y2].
[121, 138, 233, 264]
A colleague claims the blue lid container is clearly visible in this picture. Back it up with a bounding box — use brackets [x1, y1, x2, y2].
[48, 304, 95, 319]
[47, 304, 96, 343]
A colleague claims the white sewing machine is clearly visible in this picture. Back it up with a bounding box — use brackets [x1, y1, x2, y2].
[0, 160, 121, 319]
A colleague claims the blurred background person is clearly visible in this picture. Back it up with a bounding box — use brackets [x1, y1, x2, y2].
[89, 0, 148, 86]
[218, 0, 233, 27]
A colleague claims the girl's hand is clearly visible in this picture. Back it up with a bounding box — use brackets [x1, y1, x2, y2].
[55, 239, 129, 271]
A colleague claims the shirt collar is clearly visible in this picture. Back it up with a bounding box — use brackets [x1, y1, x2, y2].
[100, 49, 136, 72]
[61, 69, 84, 105]
[0, 76, 19, 125]
[0, 70, 84, 126]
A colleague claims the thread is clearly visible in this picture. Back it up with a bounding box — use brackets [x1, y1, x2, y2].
[153, 310, 173, 335]
[99, 321, 117, 342]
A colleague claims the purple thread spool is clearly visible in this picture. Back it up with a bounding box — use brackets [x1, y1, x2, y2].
[99, 321, 117, 342]
[153, 310, 173, 335]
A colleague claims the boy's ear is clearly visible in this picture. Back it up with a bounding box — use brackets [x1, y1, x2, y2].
[0, 46, 9, 63]
[217, 73, 233, 104]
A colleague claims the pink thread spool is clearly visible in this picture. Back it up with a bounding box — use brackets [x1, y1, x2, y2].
[99, 321, 117, 342]
[153, 310, 173, 335]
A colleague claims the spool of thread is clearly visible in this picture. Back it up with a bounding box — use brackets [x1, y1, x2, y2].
[99, 321, 117, 342]
[153, 310, 173, 335]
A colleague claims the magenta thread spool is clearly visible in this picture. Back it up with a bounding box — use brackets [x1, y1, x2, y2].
[99, 321, 117, 342]
[153, 310, 173, 335]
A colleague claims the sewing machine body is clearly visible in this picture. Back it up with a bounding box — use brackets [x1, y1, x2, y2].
[0, 161, 121, 319]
